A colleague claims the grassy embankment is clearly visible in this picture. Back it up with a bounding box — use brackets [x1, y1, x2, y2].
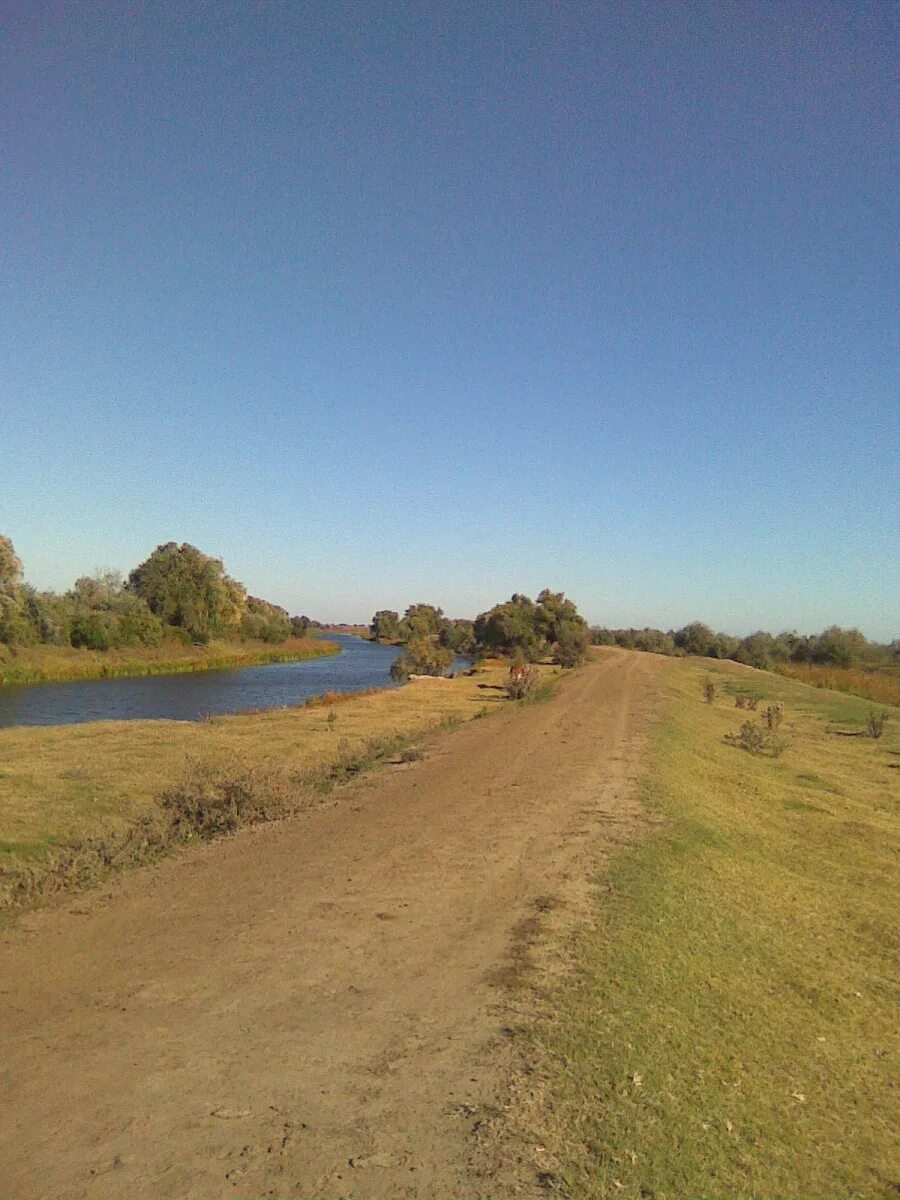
[518, 658, 898, 1200]
[0, 660, 548, 909]
[0, 635, 338, 686]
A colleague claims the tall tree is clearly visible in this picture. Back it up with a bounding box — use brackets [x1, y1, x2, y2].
[127, 543, 245, 642]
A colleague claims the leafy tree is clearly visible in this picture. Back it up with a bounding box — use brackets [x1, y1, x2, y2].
[70, 611, 120, 651]
[241, 595, 291, 643]
[735, 631, 779, 669]
[370, 609, 402, 641]
[474, 594, 545, 660]
[439, 618, 476, 656]
[632, 628, 676, 655]
[811, 626, 868, 668]
[389, 638, 454, 682]
[127, 543, 245, 642]
[673, 622, 718, 657]
[0, 534, 26, 644]
[401, 603, 444, 640]
[553, 619, 589, 667]
[290, 615, 311, 638]
[535, 589, 586, 646]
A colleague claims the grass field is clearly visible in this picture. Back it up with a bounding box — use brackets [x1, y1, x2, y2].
[0, 660, 529, 907]
[774, 661, 900, 707]
[520, 658, 898, 1200]
[0, 635, 338, 685]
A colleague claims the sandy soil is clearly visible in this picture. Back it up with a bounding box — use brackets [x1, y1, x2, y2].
[0, 650, 663, 1200]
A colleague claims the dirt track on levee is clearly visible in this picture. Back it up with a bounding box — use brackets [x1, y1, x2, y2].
[0, 650, 663, 1200]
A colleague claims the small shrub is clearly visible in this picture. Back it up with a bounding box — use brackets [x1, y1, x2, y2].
[326, 709, 338, 729]
[745, 694, 760, 711]
[725, 720, 788, 758]
[702, 677, 716, 704]
[399, 745, 423, 763]
[735, 720, 767, 754]
[762, 702, 785, 731]
[735, 694, 748, 709]
[865, 709, 889, 739]
[159, 758, 291, 839]
[768, 735, 788, 759]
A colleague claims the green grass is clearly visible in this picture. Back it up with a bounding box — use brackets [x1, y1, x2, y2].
[522, 659, 898, 1200]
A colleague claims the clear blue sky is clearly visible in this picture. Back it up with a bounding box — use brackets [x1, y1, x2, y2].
[2, 1, 898, 637]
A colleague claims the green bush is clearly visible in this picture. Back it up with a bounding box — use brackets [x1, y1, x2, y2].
[390, 638, 454, 682]
[69, 613, 119, 651]
[553, 620, 589, 667]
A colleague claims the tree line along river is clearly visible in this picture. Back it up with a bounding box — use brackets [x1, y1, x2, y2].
[0, 635, 468, 729]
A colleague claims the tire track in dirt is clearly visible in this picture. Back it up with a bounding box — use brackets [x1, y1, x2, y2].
[0, 650, 664, 1200]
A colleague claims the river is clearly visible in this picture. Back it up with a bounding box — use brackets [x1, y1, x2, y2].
[0, 635, 465, 729]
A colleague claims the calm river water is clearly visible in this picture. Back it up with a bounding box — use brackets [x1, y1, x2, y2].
[0, 635, 463, 729]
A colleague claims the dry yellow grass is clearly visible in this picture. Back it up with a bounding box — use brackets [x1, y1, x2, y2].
[774, 661, 900, 707]
[0, 662, 526, 889]
[0, 636, 337, 685]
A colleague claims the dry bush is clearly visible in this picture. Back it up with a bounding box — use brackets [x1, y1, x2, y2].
[506, 664, 541, 700]
[160, 757, 293, 839]
[1, 730, 426, 910]
[763, 702, 785, 731]
[725, 720, 787, 758]
[865, 709, 889, 739]
[735, 694, 748, 709]
[701, 677, 716, 704]
[775, 663, 900, 707]
[302, 688, 381, 708]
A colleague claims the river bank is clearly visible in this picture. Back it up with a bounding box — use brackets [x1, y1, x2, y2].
[0, 656, 539, 909]
[0, 635, 339, 686]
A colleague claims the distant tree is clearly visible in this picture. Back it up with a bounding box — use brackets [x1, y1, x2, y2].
[474, 594, 544, 660]
[673, 622, 717, 657]
[811, 626, 868, 668]
[290, 615, 311, 638]
[553, 619, 589, 667]
[0, 535, 27, 644]
[370, 610, 402, 641]
[632, 628, 676, 655]
[439, 618, 476, 656]
[402, 603, 444, 640]
[127, 543, 245, 643]
[735, 631, 779, 669]
[535, 589, 587, 646]
[389, 638, 454, 682]
[589, 627, 617, 646]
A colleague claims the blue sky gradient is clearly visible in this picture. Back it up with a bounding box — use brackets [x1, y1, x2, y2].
[2, 2, 898, 635]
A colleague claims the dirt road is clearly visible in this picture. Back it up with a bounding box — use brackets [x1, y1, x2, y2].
[0, 651, 662, 1200]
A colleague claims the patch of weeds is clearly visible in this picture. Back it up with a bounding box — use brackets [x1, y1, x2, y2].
[520, 680, 556, 706]
[865, 709, 889, 739]
[701, 676, 716, 704]
[398, 746, 423, 763]
[725, 720, 787, 758]
[762, 701, 785, 731]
